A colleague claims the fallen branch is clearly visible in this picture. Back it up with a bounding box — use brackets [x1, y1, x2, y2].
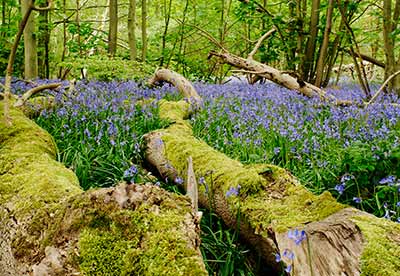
[248, 28, 276, 60]
[14, 83, 61, 107]
[145, 69, 400, 275]
[148, 68, 202, 107]
[366, 70, 400, 106]
[209, 50, 328, 100]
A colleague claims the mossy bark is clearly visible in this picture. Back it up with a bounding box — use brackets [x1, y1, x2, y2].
[144, 100, 400, 276]
[0, 102, 207, 275]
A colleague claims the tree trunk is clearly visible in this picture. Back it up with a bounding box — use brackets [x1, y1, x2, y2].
[128, 0, 137, 60]
[141, 0, 147, 61]
[22, 0, 38, 79]
[159, 0, 172, 67]
[37, 0, 50, 79]
[209, 50, 327, 99]
[383, 0, 400, 93]
[0, 101, 207, 275]
[144, 69, 400, 276]
[314, 0, 334, 87]
[108, 0, 118, 57]
[301, 0, 320, 82]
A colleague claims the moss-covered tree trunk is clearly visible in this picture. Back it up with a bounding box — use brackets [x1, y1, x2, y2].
[0, 102, 207, 275]
[144, 69, 400, 276]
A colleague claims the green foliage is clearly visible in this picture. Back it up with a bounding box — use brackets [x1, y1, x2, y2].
[58, 56, 154, 81]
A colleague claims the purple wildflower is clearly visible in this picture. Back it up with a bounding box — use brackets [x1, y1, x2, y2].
[353, 197, 362, 204]
[226, 184, 241, 198]
[335, 183, 345, 195]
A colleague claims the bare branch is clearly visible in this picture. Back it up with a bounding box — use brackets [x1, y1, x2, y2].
[186, 156, 198, 213]
[345, 50, 385, 68]
[248, 28, 276, 60]
[366, 70, 400, 106]
[14, 83, 61, 107]
[182, 21, 227, 52]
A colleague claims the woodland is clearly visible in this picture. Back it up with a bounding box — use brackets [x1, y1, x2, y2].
[0, 0, 400, 275]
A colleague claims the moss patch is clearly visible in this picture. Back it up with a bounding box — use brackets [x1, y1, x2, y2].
[157, 100, 346, 233]
[77, 187, 207, 276]
[353, 215, 400, 276]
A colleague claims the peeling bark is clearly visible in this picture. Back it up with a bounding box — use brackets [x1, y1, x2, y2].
[145, 70, 400, 276]
[209, 50, 329, 100]
[0, 102, 207, 275]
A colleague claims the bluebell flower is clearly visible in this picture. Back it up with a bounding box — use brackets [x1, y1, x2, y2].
[226, 184, 241, 198]
[353, 197, 362, 204]
[275, 253, 281, 262]
[175, 177, 184, 185]
[335, 183, 345, 195]
[379, 175, 396, 185]
[284, 264, 292, 273]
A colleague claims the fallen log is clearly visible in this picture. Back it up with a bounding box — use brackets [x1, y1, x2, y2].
[0, 101, 207, 275]
[209, 50, 330, 101]
[144, 69, 400, 275]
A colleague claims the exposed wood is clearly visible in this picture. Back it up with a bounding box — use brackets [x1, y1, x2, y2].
[14, 83, 61, 107]
[366, 70, 400, 106]
[148, 68, 202, 106]
[145, 70, 400, 275]
[0, 102, 207, 275]
[209, 50, 329, 100]
[247, 28, 276, 60]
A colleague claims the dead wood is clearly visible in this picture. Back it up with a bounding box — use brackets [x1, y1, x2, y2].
[209, 50, 330, 100]
[14, 83, 61, 107]
[145, 70, 400, 275]
[0, 102, 207, 275]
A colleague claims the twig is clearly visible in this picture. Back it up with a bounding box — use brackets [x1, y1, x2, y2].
[366, 70, 400, 106]
[186, 156, 198, 213]
[248, 28, 276, 60]
[14, 83, 61, 107]
[181, 21, 227, 52]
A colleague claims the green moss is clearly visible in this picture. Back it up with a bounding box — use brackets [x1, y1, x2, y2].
[353, 215, 400, 276]
[78, 192, 207, 276]
[158, 101, 346, 233]
[159, 100, 191, 122]
[0, 102, 82, 214]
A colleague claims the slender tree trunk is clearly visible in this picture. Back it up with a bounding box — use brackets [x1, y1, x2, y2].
[22, 0, 38, 79]
[108, 0, 118, 57]
[1, 0, 5, 37]
[160, 0, 172, 67]
[314, 0, 334, 87]
[383, 0, 400, 93]
[301, 0, 320, 82]
[141, 0, 147, 61]
[128, 0, 137, 60]
[177, 0, 189, 72]
[37, 0, 49, 79]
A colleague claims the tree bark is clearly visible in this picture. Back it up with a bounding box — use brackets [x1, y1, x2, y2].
[141, 0, 147, 61]
[159, 0, 172, 67]
[314, 0, 334, 87]
[301, 0, 320, 82]
[383, 0, 400, 93]
[209, 50, 327, 99]
[128, 0, 137, 60]
[22, 0, 38, 79]
[37, 0, 50, 79]
[0, 103, 206, 274]
[108, 0, 118, 56]
[144, 69, 400, 276]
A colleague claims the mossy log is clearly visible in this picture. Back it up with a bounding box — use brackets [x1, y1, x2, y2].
[0, 101, 207, 275]
[144, 70, 400, 275]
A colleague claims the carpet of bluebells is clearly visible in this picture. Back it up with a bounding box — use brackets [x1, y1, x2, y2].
[8, 78, 400, 275]
[191, 81, 400, 222]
